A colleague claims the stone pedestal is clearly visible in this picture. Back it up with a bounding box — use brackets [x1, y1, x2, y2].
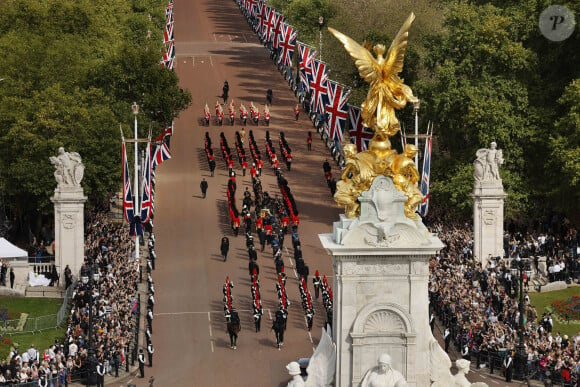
[51, 187, 86, 284]
[319, 176, 443, 387]
[472, 181, 506, 269]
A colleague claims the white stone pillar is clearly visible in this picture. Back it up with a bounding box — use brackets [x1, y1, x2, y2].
[51, 188, 86, 284]
[319, 176, 444, 387]
[472, 182, 506, 269]
[49, 148, 86, 284]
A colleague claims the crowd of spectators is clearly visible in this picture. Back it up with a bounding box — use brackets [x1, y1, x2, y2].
[1, 210, 141, 386]
[427, 208, 580, 384]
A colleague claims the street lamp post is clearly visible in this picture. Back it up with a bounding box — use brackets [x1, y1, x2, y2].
[413, 100, 420, 167]
[132, 102, 140, 260]
[81, 260, 101, 386]
[511, 257, 531, 381]
[318, 16, 324, 61]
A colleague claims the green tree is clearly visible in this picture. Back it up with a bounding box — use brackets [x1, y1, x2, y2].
[417, 2, 538, 219]
[547, 79, 580, 214]
[0, 0, 191, 232]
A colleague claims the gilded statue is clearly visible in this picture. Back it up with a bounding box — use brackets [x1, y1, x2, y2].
[391, 145, 423, 219]
[329, 13, 424, 220]
[328, 13, 418, 136]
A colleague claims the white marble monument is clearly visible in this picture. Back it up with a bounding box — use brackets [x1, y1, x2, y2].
[320, 176, 444, 386]
[472, 142, 506, 269]
[50, 147, 86, 284]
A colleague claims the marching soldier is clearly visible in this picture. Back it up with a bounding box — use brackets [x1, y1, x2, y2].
[138, 349, 145, 378]
[295, 104, 301, 121]
[241, 157, 247, 176]
[250, 163, 257, 179]
[313, 271, 321, 299]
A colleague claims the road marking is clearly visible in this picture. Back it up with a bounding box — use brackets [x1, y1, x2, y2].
[156, 310, 254, 316]
[210, 340, 214, 353]
[208, 312, 211, 321]
[209, 324, 212, 337]
[308, 331, 313, 343]
[228, 34, 232, 41]
[213, 33, 216, 42]
[268, 309, 272, 320]
[192, 56, 194, 67]
[209, 56, 213, 66]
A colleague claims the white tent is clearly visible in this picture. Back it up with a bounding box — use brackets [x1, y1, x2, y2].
[0, 237, 28, 259]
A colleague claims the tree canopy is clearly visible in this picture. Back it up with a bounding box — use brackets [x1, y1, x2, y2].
[271, 0, 579, 221]
[0, 0, 191, 228]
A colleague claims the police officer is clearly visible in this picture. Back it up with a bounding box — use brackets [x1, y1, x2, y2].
[138, 349, 146, 378]
[146, 307, 154, 333]
[147, 343, 154, 367]
[503, 351, 513, 382]
[96, 358, 105, 387]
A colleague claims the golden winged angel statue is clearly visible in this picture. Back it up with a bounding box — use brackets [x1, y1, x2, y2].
[328, 13, 418, 137]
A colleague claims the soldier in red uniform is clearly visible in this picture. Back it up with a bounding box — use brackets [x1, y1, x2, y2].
[256, 158, 263, 176]
[264, 222, 273, 245]
[250, 163, 257, 179]
[295, 104, 300, 120]
[228, 157, 235, 176]
[241, 157, 248, 177]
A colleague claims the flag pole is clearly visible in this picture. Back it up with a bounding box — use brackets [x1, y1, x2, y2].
[413, 99, 420, 167]
[132, 102, 140, 260]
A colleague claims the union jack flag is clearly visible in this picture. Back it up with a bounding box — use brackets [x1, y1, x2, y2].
[348, 105, 374, 152]
[309, 59, 328, 115]
[298, 42, 317, 92]
[164, 22, 174, 44]
[140, 143, 152, 223]
[255, 1, 265, 32]
[163, 41, 175, 62]
[277, 22, 296, 68]
[122, 142, 134, 224]
[419, 131, 432, 218]
[154, 122, 173, 148]
[166, 6, 173, 24]
[261, 7, 275, 42]
[272, 12, 284, 49]
[152, 142, 171, 170]
[322, 81, 350, 142]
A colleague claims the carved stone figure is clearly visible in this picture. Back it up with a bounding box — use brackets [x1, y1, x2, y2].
[286, 362, 305, 387]
[429, 338, 488, 387]
[287, 327, 335, 387]
[360, 353, 407, 387]
[50, 147, 84, 189]
[473, 142, 503, 182]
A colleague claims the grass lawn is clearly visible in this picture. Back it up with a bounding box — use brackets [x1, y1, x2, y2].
[0, 296, 67, 360]
[529, 286, 580, 337]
